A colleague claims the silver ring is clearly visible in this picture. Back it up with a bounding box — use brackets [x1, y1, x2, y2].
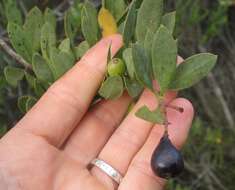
[91, 158, 123, 184]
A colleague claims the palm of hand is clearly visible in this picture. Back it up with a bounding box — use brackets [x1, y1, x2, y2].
[0, 35, 194, 190]
[0, 131, 108, 190]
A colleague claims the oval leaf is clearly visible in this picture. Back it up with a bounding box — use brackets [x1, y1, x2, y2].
[161, 11, 176, 34]
[122, 0, 137, 45]
[136, 0, 163, 43]
[25, 72, 36, 88]
[4, 66, 24, 87]
[4, 0, 23, 25]
[81, 2, 99, 46]
[132, 43, 153, 89]
[144, 29, 154, 60]
[23, 7, 44, 55]
[99, 76, 124, 99]
[33, 80, 45, 97]
[135, 106, 165, 124]
[51, 50, 75, 79]
[75, 41, 90, 59]
[26, 96, 37, 111]
[32, 53, 54, 83]
[98, 7, 118, 37]
[7, 23, 31, 62]
[41, 22, 56, 60]
[44, 8, 56, 30]
[122, 48, 135, 79]
[124, 77, 143, 98]
[59, 38, 71, 53]
[64, 6, 81, 44]
[104, 0, 126, 21]
[18, 96, 29, 113]
[152, 25, 177, 93]
[169, 53, 218, 90]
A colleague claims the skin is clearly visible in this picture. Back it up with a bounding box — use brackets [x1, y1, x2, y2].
[0, 34, 194, 190]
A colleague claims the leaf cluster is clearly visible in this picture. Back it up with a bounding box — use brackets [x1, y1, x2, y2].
[3, 0, 217, 124]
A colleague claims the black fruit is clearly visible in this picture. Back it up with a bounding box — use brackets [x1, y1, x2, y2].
[151, 133, 184, 179]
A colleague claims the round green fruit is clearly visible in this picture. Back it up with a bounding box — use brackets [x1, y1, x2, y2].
[108, 58, 125, 76]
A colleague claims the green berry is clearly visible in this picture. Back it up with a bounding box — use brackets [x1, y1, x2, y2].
[108, 58, 125, 76]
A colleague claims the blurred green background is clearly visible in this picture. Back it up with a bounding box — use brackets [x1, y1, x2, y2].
[0, 0, 235, 189]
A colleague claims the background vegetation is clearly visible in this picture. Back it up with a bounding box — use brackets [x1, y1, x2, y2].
[0, 0, 235, 189]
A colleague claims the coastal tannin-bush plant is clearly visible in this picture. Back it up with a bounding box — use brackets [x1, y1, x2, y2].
[2, 0, 218, 178]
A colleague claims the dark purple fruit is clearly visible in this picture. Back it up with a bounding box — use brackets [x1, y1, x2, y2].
[151, 133, 184, 179]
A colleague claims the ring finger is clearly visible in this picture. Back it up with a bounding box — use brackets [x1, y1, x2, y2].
[91, 89, 177, 189]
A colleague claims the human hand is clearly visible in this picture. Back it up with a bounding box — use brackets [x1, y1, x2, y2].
[0, 34, 194, 190]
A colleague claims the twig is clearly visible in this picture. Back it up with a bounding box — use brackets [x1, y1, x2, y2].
[207, 73, 235, 131]
[0, 30, 6, 37]
[198, 45, 235, 132]
[19, 1, 27, 17]
[208, 170, 228, 190]
[0, 38, 32, 70]
[190, 168, 209, 188]
[54, 0, 70, 12]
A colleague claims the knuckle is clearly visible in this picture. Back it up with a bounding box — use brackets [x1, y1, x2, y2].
[79, 56, 106, 79]
[112, 127, 144, 150]
[92, 103, 120, 129]
[47, 82, 86, 115]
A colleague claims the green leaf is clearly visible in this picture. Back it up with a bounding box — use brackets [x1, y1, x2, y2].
[132, 43, 153, 89]
[99, 76, 124, 99]
[136, 106, 165, 124]
[18, 96, 37, 112]
[7, 23, 31, 62]
[26, 96, 37, 111]
[136, 0, 163, 43]
[105, 0, 126, 21]
[152, 25, 177, 92]
[81, 1, 99, 46]
[51, 50, 75, 79]
[44, 8, 56, 30]
[169, 53, 218, 90]
[118, 21, 125, 33]
[18, 96, 29, 113]
[124, 77, 143, 98]
[122, 0, 137, 45]
[4, 0, 23, 25]
[23, 7, 44, 55]
[25, 72, 36, 88]
[144, 29, 154, 59]
[64, 6, 81, 45]
[122, 48, 135, 79]
[33, 80, 45, 97]
[162, 11, 176, 34]
[32, 53, 54, 83]
[75, 41, 90, 59]
[59, 38, 71, 53]
[41, 22, 56, 60]
[4, 66, 24, 87]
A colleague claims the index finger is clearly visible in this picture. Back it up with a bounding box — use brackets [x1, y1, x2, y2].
[15, 34, 123, 147]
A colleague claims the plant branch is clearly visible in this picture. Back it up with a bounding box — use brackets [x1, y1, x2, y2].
[208, 170, 228, 190]
[19, 1, 27, 17]
[208, 73, 235, 131]
[198, 45, 235, 132]
[0, 38, 32, 70]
